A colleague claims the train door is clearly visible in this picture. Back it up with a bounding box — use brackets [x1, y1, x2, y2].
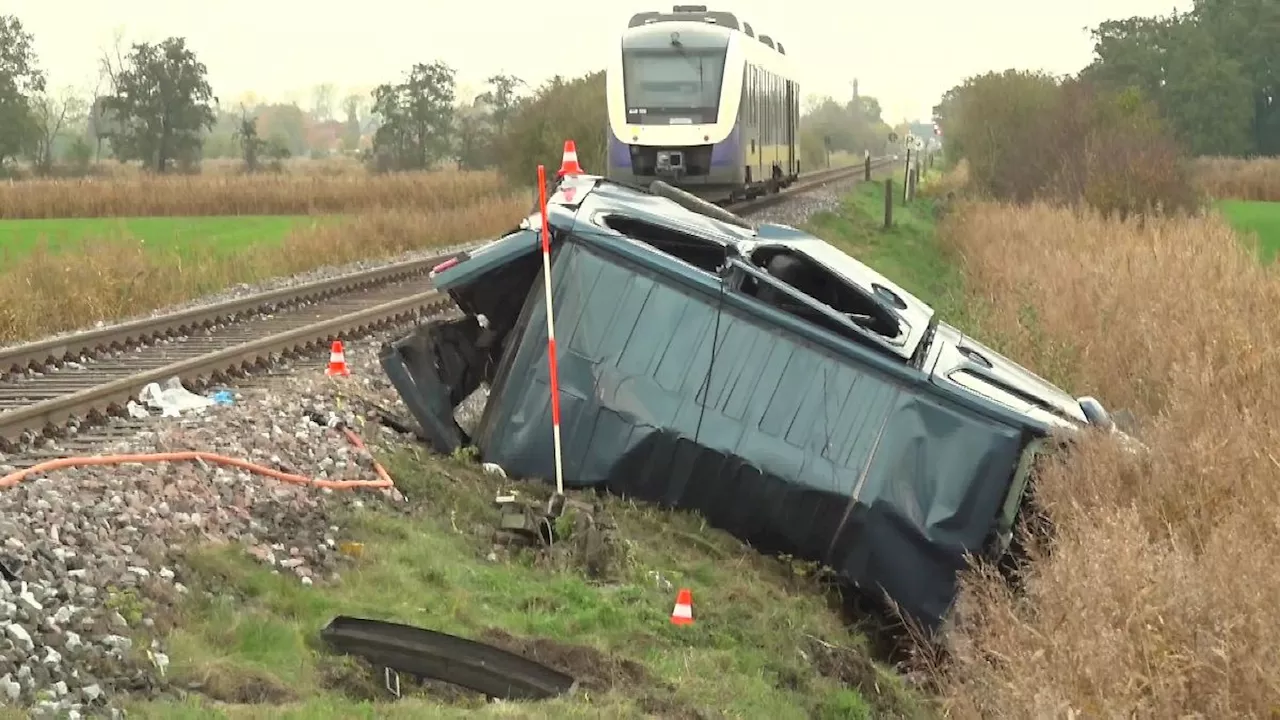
[751, 65, 761, 188]
[766, 73, 777, 187]
[785, 80, 795, 182]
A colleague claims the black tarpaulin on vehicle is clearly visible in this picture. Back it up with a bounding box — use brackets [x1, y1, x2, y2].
[417, 229, 1039, 630]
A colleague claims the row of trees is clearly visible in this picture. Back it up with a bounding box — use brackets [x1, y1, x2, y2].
[799, 95, 894, 170]
[1081, 0, 1277, 157]
[934, 71, 1196, 216]
[0, 17, 220, 175]
[0, 12, 893, 180]
[932, 0, 1278, 215]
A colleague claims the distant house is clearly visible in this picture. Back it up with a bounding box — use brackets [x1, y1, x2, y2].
[306, 120, 345, 155]
[89, 96, 122, 139]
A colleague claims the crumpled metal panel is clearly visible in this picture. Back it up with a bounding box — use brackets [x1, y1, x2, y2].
[470, 238, 1029, 629]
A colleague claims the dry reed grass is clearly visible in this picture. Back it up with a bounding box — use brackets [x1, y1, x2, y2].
[0, 193, 529, 343]
[0, 169, 507, 218]
[933, 199, 1280, 717]
[922, 160, 970, 198]
[1195, 155, 1280, 201]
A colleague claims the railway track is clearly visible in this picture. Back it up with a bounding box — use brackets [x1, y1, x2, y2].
[724, 156, 897, 213]
[0, 159, 891, 455]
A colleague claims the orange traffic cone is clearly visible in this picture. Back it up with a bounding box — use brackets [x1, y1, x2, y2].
[670, 588, 693, 625]
[557, 140, 585, 177]
[325, 340, 350, 377]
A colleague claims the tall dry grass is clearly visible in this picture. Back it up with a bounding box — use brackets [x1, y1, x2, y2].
[0, 169, 508, 218]
[0, 194, 529, 343]
[933, 200, 1280, 717]
[1195, 155, 1280, 201]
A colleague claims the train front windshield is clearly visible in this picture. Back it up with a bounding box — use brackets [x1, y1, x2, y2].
[622, 45, 727, 124]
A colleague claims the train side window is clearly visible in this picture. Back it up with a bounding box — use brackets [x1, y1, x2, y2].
[765, 71, 772, 140]
[777, 77, 782, 143]
[767, 72, 772, 142]
[772, 74, 778, 143]
[757, 69, 763, 136]
[750, 66, 756, 125]
[776, 76, 781, 143]
[752, 67, 759, 128]
[757, 70, 768, 139]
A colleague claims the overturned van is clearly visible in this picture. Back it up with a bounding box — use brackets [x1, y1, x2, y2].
[381, 174, 1125, 631]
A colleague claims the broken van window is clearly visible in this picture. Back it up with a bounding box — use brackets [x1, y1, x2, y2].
[725, 259, 889, 349]
[602, 215, 728, 273]
[741, 247, 902, 340]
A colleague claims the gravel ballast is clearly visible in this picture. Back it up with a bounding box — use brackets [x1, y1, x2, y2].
[0, 334, 419, 717]
[0, 178, 861, 715]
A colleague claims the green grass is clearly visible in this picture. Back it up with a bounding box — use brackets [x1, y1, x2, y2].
[1218, 199, 1280, 262]
[0, 216, 336, 267]
[122, 445, 924, 719]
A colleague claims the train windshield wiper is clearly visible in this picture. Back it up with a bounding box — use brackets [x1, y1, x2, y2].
[669, 38, 705, 104]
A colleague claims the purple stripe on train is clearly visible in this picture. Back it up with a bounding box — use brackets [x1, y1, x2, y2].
[608, 126, 741, 170]
[609, 134, 630, 168]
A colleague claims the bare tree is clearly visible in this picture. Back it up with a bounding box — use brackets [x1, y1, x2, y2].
[311, 83, 335, 121]
[28, 86, 86, 174]
[91, 26, 128, 162]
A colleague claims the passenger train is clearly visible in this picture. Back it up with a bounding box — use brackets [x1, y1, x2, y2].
[605, 6, 801, 204]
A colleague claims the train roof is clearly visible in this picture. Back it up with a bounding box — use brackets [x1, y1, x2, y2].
[625, 5, 786, 54]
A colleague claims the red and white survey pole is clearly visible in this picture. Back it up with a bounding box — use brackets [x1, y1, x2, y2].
[536, 163, 566, 510]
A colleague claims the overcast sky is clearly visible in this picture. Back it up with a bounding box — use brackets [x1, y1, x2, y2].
[10, 0, 1193, 122]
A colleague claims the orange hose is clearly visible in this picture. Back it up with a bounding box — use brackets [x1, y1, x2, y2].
[0, 426, 395, 491]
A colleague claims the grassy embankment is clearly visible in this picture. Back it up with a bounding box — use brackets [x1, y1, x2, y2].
[0, 171, 528, 344]
[118, 179, 951, 720]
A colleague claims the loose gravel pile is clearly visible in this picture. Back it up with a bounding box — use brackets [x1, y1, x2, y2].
[0, 179, 852, 715]
[0, 334, 422, 717]
[753, 175, 863, 228]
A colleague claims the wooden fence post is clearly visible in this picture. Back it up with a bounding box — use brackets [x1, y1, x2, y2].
[883, 179, 894, 229]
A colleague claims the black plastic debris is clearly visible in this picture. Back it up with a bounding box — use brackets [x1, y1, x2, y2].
[379, 315, 494, 454]
[0, 556, 18, 582]
[320, 616, 577, 701]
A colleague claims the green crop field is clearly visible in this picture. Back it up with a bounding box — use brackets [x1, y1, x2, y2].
[0, 215, 336, 268]
[1219, 200, 1280, 262]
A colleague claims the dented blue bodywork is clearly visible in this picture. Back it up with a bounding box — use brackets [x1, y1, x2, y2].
[383, 175, 1113, 630]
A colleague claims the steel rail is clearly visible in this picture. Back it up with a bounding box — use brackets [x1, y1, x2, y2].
[0, 254, 452, 377]
[0, 279, 450, 450]
[725, 156, 898, 214]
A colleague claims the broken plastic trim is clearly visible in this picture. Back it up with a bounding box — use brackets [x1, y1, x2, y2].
[726, 257, 906, 352]
[320, 616, 578, 700]
[648, 179, 754, 230]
